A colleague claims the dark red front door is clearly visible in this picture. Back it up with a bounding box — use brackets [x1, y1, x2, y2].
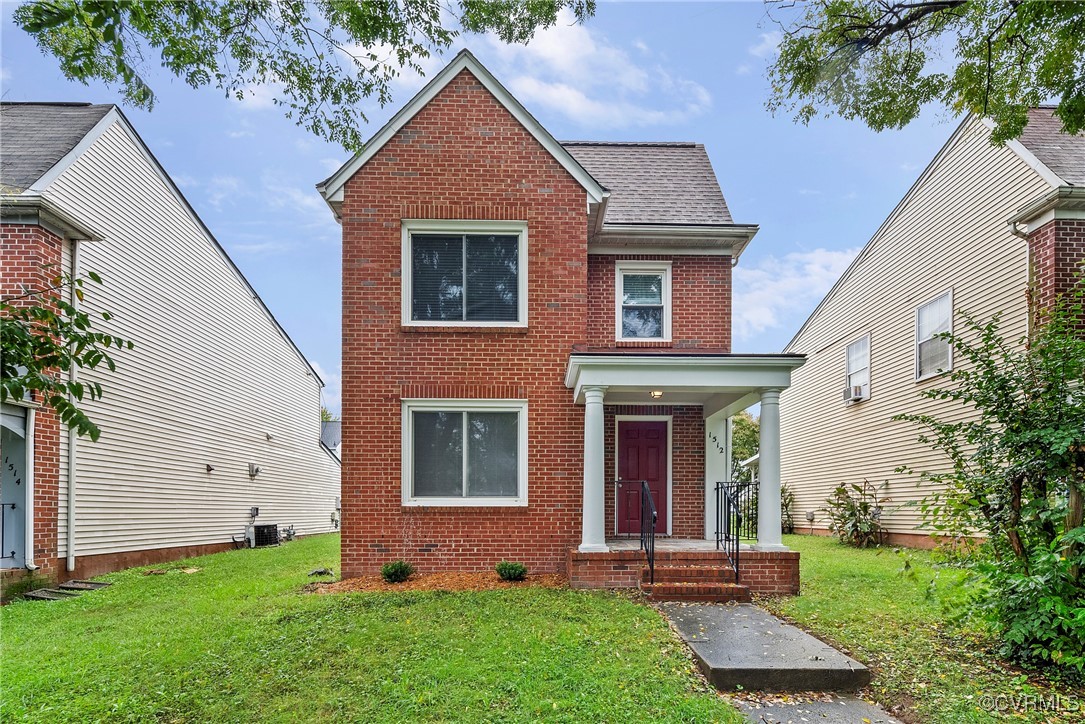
[616, 420, 668, 535]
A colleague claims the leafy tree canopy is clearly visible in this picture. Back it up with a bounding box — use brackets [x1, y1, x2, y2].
[731, 410, 759, 482]
[767, 0, 1085, 143]
[15, 0, 595, 152]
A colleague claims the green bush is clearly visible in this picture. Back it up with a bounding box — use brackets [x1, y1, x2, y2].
[495, 561, 528, 582]
[380, 560, 414, 584]
[824, 480, 885, 548]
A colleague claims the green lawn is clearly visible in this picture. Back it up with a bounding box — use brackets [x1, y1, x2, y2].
[1, 534, 741, 723]
[765, 535, 1082, 723]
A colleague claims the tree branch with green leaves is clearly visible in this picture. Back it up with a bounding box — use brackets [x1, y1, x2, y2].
[15, 0, 596, 152]
[766, 0, 1085, 143]
[1, 271, 133, 442]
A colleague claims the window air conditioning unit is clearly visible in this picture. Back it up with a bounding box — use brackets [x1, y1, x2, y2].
[842, 386, 865, 402]
[246, 523, 279, 548]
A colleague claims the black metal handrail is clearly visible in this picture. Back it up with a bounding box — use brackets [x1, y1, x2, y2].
[714, 481, 756, 582]
[639, 480, 657, 585]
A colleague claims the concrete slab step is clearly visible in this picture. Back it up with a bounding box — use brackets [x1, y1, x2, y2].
[662, 603, 870, 692]
[642, 565, 736, 584]
[642, 582, 752, 603]
[23, 588, 80, 601]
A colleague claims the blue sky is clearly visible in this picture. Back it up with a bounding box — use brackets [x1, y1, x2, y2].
[0, 2, 959, 414]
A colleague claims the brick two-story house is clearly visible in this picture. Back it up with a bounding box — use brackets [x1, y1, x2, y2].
[319, 51, 806, 598]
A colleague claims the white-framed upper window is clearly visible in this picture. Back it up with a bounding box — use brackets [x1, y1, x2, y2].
[401, 220, 528, 327]
[401, 399, 528, 506]
[845, 334, 870, 401]
[915, 290, 953, 380]
[616, 260, 672, 341]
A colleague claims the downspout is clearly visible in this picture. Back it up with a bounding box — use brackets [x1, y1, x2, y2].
[66, 240, 79, 572]
[23, 408, 39, 571]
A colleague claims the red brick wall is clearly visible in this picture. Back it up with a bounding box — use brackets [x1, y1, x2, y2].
[1028, 218, 1085, 310]
[1, 223, 63, 585]
[339, 69, 591, 577]
[603, 405, 705, 539]
[587, 255, 731, 349]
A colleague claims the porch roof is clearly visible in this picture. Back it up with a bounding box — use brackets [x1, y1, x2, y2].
[565, 351, 806, 417]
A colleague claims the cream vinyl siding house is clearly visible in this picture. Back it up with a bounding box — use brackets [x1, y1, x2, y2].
[5, 104, 340, 572]
[780, 115, 1054, 540]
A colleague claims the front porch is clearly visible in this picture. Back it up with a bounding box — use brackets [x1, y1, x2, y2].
[564, 351, 806, 597]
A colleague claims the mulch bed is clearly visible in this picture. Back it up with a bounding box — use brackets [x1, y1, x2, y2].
[308, 571, 568, 594]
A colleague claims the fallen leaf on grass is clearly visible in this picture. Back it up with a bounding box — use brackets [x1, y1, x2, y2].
[181, 568, 201, 574]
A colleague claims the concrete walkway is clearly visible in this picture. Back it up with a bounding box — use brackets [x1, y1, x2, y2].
[735, 695, 903, 723]
[661, 603, 870, 692]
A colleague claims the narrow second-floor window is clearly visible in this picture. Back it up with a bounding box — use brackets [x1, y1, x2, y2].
[616, 261, 672, 341]
[916, 291, 953, 380]
[844, 335, 870, 401]
[402, 221, 528, 327]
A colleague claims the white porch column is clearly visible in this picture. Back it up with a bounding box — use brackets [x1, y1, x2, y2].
[579, 385, 609, 552]
[756, 389, 787, 550]
[704, 413, 731, 540]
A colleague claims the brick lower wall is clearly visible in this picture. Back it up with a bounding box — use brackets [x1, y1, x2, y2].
[568, 548, 801, 596]
[1028, 218, 1085, 311]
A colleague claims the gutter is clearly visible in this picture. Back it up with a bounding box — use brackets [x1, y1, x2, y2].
[66, 240, 79, 573]
[1007, 186, 1085, 239]
[22, 408, 39, 571]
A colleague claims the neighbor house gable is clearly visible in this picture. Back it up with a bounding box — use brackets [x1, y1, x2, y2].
[317, 49, 606, 215]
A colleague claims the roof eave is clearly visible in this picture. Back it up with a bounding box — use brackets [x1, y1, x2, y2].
[0, 193, 104, 241]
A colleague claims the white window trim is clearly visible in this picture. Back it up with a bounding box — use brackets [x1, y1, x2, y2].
[401, 398, 528, 507]
[613, 415, 672, 537]
[615, 260, 672, 342]
[401, 219, 528, 328]
[844, 333, 871, 403]
[914, 289, 954, 382]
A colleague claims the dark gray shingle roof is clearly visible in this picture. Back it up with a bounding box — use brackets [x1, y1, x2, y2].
[321, 420, 341, 449]
[562, 142, 733, 225]
[0, 102, 113, 193]
[1017, 107, 1085, 186]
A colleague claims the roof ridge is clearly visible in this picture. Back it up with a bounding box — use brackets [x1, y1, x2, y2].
[0, 101, 109, 107]
[560, 141, 700, 147]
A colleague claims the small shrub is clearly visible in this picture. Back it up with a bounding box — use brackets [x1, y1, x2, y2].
[824, 479, 887, 548]
[781, 483, 796, 534]
[495, 561, 528, 582]
[380, 560, 414, 583]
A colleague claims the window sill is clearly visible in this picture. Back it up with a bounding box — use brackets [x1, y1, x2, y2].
[401, 325, 529, 334]
[615, 339, 672, 347]
[402, 499, 528, 508]
[915, 370, 951, 383]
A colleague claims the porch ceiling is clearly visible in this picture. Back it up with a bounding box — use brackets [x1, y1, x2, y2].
[565, 352, 806, 417]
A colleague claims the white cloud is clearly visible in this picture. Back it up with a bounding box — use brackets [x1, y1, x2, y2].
[228, 129, 254, 139]
[797, 188, 822, 196]
[0, 66, 11, 83]
[172, 173, 198, 189]
[481, 10, 711, 128]
[261, 171, 327, 215]
[735, 63, 752, 76]
[319, 157, 344, 174]
[900, 161, 921, 172]
[749, 31, 783, 58]
[230, 241, 293, 255]
[312, 361, 341, 414]
[235, 82, 279, 110]
[733, 247, 860, 342]
[206, 175, 245, 209]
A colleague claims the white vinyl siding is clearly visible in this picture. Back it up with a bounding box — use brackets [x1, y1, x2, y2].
[46, 120, 339, 558]
[780, 116, 1053, 537]
[915, 291, 953, 379]
[845, 335, 870, 400]
[401, 399, 528, 506]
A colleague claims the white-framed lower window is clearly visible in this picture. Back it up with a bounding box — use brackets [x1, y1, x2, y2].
[615, 260, 672, 341]
[401, 399, 528, 506]
[401, 219, 528, 327]
[844, 334, 870, 402]
[915, 290, 953, 380]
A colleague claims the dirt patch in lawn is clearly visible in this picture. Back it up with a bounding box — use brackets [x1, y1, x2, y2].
[308, 571, 568, 594]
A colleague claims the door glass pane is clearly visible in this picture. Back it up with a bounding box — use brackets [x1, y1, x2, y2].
[413, 412, 463, 496]
[467, 412, 518, 497]
[465, 235, 518, 321]
[622, 307, 663, 338]
[622, 274, 663, 305]
[412, 235, 464, 321]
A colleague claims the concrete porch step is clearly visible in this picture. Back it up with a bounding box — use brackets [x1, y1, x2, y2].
[641, 581, 752, 603]
[642, 565, 736, 584]
[22, 588, 81, 601]
[58, 580, 111, 591]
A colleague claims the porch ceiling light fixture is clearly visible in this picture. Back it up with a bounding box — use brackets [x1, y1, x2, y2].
[649, 390, 664, 399]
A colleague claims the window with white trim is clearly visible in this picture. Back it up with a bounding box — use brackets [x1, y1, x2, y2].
[402, 400, 528, 506]
[845, 335, 870, 401]
[916, 291, 953, 379]
[616, 261, 671, 341]
[402, 220, 527, 326]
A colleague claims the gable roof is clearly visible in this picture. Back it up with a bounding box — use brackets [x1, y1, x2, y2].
[562, 142, 733, 226]
[317, 49, 606, 212]
[0, 102, 113, 193]
[1016, 107, 1085, 186]
[320, 420, 342, 449]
